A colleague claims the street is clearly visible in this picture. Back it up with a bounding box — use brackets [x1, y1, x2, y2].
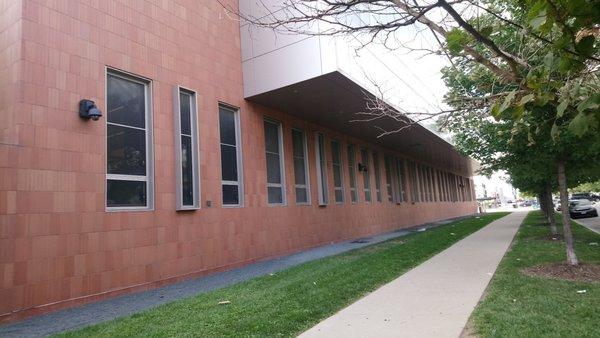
[574, 203, 600, 235]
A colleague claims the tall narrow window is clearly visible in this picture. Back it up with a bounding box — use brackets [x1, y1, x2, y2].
[315, 132, 328, 205]
[409, 161, 419, 202]
[264, 119, 286, 205]
[396, 158, 406, 202]
[219, 104, 243, 206]
[426, 167, 432, 202]
[420, 165, 427, 202]
[106, 70, 153, 210]
[441, 171, 447, 201]
[360, 148, 371, 202]
[372, 152, 382, 202]
[347, 144, 358, 203]
[331, 140, 344, 203]
[436, 170, 443, 201]
[445, 172, 450, 201]
[445, 172, 450, 202]
[173, 87, 199, 210]
[384, 155, 394, 202]
[292, 128, 310, 204]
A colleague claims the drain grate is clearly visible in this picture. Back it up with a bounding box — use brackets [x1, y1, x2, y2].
[351, 237, 372, 244]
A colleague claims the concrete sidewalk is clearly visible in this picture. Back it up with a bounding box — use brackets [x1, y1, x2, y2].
[300, 212, 526, 338]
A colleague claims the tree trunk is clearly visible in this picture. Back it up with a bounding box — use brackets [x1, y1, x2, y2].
[545, 183, 558, 236]
[557, 160, 578, 266]
[538, 191, 548, 219]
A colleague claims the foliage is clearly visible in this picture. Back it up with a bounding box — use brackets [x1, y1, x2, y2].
[441, 0, 600, 196]
[571, 180, 600, 193]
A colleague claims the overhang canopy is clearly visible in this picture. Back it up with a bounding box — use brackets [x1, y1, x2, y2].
[246, 71, 475, 177]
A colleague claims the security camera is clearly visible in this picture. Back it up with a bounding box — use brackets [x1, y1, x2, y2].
[79, 99, 103, 121]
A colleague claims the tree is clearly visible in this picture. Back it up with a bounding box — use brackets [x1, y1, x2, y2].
[571, 180, 600, 193]
[225, 0, 600, 265]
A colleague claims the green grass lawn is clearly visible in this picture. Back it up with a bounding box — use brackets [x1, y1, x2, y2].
[58, 212, 508, 337]
[471, 211, 600, 337]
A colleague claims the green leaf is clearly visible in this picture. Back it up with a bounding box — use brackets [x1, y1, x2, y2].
[543, 52, 556, 68]
[556, 99, 569, 117]
[568, 112, 591, 136]
[446, 29, 471, 55]
[490, 102, 501, 121]
[529, 9, 547, 29]
[576, 94, 600, 112]
[512, 105, 525, 121]
[499, 91, 516, 113]
[519, 94, 535, 105]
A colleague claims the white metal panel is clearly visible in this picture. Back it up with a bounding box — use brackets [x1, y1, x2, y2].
[243, 36, 323, 97]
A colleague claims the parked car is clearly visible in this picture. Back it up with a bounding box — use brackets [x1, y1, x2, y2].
[557, 199, 575, 211]
[569, 199, 598, 219]
[571, 192, 592, 200]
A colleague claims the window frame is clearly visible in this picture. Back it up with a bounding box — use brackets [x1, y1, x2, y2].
[291, 127, 311, 205]
[218, 103, 244, 207]
[263, 117, 287, 206]
[105, 68, 154, 212]
[173, 86, 200, 210]
[331, 139, 345, 204]
[315, 132, 329, 206]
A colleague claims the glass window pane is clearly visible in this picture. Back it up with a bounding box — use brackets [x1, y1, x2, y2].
[107, 180, 147, 207]
[180, 92, 191, 135]
[294, 158, 306, 185]
[181, 135, 194, 206]
[331, 142, 341, 163]
[107, 74, 146, 128]
[361, 149, 371, 202]
[335, 190, 344, 203]
[268, 186, 283, 204]
[266, 153, 281, 184]
[263, 121, 280, 153]
[318, 133, 328, 203]
[219, 107, 236, 145]
[221, 144, 238, 182]
[292, 130, 304, 157]
[333, 165, 342, 186]
[107, 124, 146, 176]
[295, 187, 308, 203]
[222, 184, 239, 205]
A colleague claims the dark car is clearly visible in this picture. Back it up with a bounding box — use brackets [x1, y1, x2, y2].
[569, 199, 598, 219]
[571, 192, 591, 200]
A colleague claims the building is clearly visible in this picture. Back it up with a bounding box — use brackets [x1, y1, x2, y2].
[0, 0, 476, 322]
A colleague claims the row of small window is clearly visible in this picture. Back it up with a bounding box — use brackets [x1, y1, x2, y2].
[104, 68, 473, 211]
[262, 121, 474, 207]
